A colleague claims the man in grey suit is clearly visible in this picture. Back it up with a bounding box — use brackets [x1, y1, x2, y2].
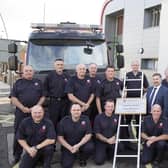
[146, 73, 168, 117]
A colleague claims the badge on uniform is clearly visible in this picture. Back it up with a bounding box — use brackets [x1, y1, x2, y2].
[97, 80, 101, 84]
[64, 78, 68, 82]
[81, 121, 86, 126]
[34, 82, 39, 86]
[87, 79, 90, 84]
[116, 82, 119, 85]
[40, 125, 46, 133]
[114, 118, 118, 123]
[158, 122, 163, 128]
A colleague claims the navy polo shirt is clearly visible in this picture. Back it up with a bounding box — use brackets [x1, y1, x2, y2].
[44, 71, 70, 97]
[96, 78, 123, 103]
[57, 115, 92, 145]
[88, 76, 102, 94]
[11, 78, 44, 108]
[126, 71, 149, 97]
[16, 117, 56, 146]
[65, 76, 94, 102]
[94, 113, 118, 138]
[141, 115, 168, 136]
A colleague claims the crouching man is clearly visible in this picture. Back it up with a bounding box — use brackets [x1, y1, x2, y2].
[94, 100, 123, 165]
[141, 104, 168, 167]
[17, 105, 56, 168]
[57, 103, 94, 168]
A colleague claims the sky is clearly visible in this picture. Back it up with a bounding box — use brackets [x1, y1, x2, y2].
[0, 0, 105, 41]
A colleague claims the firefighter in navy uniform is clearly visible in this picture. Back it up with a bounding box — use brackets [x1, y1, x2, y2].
[96, 66, 123, 113]
[44, 58, 70, 128]
[57, 103, 94, 168]
[87, 63, 102, 124]
[11, 65, 45, 165]
[125, 60, 149, 127]
[94, 100, 123, 165]
[17, 105, 56, 168]
[65, 64, 94, 118]
[141, 104, 168, 167]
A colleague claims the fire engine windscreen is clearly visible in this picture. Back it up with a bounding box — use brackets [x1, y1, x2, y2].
[27, 40, 108, 71]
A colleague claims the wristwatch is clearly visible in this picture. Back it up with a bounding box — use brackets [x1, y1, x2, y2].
[34, 145, 39, 151]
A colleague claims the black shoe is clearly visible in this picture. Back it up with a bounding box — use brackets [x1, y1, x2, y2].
[153, 160, 160, 168]
[79, 160, 87, 167]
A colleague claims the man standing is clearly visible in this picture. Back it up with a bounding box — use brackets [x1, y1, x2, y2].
[141, 104, 168, 167]
[88, 63, 102, 123]
[146, 73, 168, 117]
[94, 100, 122, 165]
[65, 64, 94, 117]
[57, 103, 94, 168]
[96, 66, 123, 113]
[125, 60, 149, 98]
[17, 105, 56, 168]
[44, 58, 70, 127]
[124, 60, 149, 140]
[11, 65, 45, 164]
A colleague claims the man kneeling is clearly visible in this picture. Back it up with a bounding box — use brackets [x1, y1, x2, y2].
[141, 104, 168, 167]
[57, 103, 94, 168]
[17, 105, 56, 168]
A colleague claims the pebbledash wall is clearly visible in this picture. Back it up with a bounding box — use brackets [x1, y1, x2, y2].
[102, 0, 168, 81]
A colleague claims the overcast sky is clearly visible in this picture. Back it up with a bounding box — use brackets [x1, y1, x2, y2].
[0, 0, 105, 41]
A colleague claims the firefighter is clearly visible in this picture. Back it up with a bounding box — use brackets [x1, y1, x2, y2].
[11, 65, 45, 164]
[57, 103, 94, 168]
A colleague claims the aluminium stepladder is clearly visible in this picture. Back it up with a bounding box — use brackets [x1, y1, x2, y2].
[112, 71, 146, 168]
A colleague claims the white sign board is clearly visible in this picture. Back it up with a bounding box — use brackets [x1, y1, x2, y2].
[115, 98, 146, 115]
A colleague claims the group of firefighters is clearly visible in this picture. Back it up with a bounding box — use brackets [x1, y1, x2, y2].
[10, 59, 168, 168]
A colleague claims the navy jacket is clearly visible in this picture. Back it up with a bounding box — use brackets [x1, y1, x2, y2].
[146, 85, 168, 117]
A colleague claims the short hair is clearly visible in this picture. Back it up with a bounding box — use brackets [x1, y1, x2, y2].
[31, 105, 44, 113]
[55, 58, 64, 62]
[152, 73, 162, 78]
[89, 63, 97, 67]
[70, 103, 81, 110]
[105, 99, 114, 105]
[105, 65, 115, 71]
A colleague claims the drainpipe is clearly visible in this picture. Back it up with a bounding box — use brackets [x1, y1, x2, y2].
[100, 0, 112, 26]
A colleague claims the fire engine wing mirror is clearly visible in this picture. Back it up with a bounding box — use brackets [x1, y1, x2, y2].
[117, 54, 124, 69]
[84, 47, 93, 55]
[8, 56, 18, 71]
[8, 43, 17, 53]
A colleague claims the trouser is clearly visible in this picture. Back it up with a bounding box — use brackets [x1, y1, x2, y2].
[141, 140, 166, 164]
[94, 140, 124, 165]
[89, 100, 98, 127]
[61, 141, 94, 168]
[19, 145, 54, 168]
[13, 109, 30, 161]
[49, 98, 70, 128]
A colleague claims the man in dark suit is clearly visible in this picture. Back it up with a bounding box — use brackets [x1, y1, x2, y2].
[146, 73, 168, 117]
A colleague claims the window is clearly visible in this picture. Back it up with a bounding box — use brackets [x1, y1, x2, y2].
[144, 5, 161, 28]
[141, 58, 158, 70]
[116, 15, 123, 35]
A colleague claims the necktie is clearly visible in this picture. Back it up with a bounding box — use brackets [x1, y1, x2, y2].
[149, 87, 157, 106]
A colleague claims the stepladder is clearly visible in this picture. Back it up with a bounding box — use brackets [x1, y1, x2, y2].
[112, 72, 147, 168]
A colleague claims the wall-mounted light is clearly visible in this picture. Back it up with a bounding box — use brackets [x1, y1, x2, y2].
[139, 48, 144, 54]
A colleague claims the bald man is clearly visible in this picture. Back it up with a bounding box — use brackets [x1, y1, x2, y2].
[11, 65, 45, 165]
[17, 105, 56, 168]
[141, 104, 168, 166]
[65, 64, 94, 117]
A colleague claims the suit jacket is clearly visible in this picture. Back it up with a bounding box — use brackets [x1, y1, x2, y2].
[146, 85, 168, 117]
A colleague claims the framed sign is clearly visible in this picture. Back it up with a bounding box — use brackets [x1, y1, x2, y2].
[115, 98, 146, 115]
